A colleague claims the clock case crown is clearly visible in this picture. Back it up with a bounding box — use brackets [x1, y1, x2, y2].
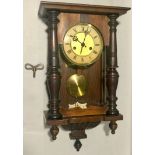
[38, 1, 130, 151]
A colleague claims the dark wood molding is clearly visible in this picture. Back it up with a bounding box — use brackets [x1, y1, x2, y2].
[39, 2, 130, 19]
[44, 111, 123, 126]
[46, 10, 62, 120]
[106, 14, 119, 116]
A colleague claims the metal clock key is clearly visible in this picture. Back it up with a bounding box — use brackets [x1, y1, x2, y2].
[25, 63, 44, 78]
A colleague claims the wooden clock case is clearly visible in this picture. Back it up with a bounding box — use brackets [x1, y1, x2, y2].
[38, 1, 130, 151]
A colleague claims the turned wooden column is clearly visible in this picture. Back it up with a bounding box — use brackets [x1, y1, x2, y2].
[46, 10, 62, 120]
[106, 14, 119, 116]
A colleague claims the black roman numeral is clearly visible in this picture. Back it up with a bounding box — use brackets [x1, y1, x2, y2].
[73, 29, 77, 33]
[67, 49, 72, 54]
[95, 44, 100, 46]
[85, 27, 91, 34]
[93, 50, 98, 54]
[82, 26, 85, 31]
[93, 36, 97, 39]
[73, 55, 77, 60]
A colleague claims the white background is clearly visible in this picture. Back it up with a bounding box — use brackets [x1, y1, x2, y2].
[0, 0, 154, 155]
[24, 0, 131, 155]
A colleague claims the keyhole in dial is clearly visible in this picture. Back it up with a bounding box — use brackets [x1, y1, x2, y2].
[73, 47, 76, 50]
[89, 47, 92, 50]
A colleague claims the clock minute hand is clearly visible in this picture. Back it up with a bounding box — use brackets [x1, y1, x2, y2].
[83, 28, 90, 42]
[83, 32, 87, 42]
[80, 31, 89, 54]
[80, 46, 83, 54]
[73, 36, 86, 47]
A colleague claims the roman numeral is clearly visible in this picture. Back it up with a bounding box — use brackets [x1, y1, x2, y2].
[82, 26, 85, 31]
[93, 36, 97, 39]
[93, 50, 98, 54]
[73, 55, 77, 60]
[95, 44, 100, 46]
[81, 57, 84, 62]
[69, 35, 74, 37]
[73, 29, 77, 33]
[67, 49, 72, 54]
[85, 27, 91, 34]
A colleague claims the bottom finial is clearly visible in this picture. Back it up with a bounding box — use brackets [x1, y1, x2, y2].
[50, 125, 59, 140]
[109, 121, 118, 134]
[74, 139, 82, 151]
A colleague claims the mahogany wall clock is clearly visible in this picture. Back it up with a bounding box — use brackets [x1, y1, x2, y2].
[38, 1, 130, 151]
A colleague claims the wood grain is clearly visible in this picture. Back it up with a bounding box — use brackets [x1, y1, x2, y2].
[39, 1, 130, 18]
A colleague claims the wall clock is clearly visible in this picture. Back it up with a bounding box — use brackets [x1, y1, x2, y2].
[38, 1, 130, 151]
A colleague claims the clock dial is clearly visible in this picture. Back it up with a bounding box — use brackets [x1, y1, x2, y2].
[63, 23, 104, 66]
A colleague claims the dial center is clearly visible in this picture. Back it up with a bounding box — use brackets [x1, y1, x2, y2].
[81, 42, 85, 47]
[71, 32, 94, 56]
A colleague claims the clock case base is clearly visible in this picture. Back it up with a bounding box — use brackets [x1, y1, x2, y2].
[44, 111, 123, 151]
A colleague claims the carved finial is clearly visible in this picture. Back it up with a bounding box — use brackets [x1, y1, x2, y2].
[74, 139, 82, 151]
[50, 125, 59, 140]
[109, 121, 118, 134]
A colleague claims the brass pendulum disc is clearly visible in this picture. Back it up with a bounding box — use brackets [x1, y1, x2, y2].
[66, 74, 88, 98]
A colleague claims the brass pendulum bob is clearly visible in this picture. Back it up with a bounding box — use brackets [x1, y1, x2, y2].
[67, 74, 88, 109]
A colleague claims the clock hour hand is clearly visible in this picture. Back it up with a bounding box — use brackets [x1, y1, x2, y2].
[73, 36, 86, 54]
[73, 36, 86, 46]
[73, 36, 82, 44]
[80, 42, 86, 54]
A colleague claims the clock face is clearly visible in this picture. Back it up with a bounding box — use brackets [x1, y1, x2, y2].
[63, 23, 104, 66]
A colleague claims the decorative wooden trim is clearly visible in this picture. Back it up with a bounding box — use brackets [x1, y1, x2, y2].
[106, 14, 119, 116]
[46, 11, 62, 120]
[109, 121, 118, 134]
[50, 125, 59, 140]
[38, 2, 130, 19]
[70, 130, 87, 139]
[74, 139, 82, 151]
[44, 111, 123, 125]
